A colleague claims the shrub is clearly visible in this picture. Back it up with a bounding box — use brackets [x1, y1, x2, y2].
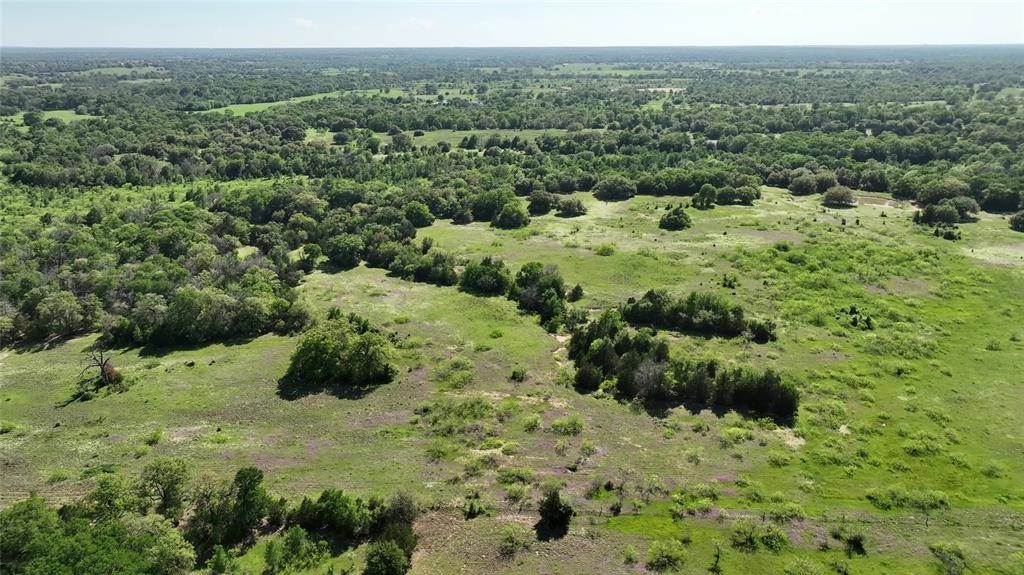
[286, 317, 396, 388]
[659, 206, 692, 230]
[363, 540, 409, 575]
[528, 191, 558, 215]
[498, 524, 531, 558]
[783, 558, 824, 575]
[459, 257, 512, 296]
[1010, 211, 1024, 232]
[492, 202, 530, 229]
[556, 198, 587, 217]
[866, 486, 949, 512]
[822, 185, 856, 207]
[522, 414, 541, 432]
[645, 539, 687, 572]
[595, 243, 616, 256]
[551, 414, 584, 436]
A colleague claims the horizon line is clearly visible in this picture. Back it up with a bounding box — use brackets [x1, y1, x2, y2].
[4, 42, 1024, 50]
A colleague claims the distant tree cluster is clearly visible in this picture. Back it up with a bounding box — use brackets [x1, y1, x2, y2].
[0, 462, 420, 575]
[620, 290, 777, 343]
[567, 310, 797, 420]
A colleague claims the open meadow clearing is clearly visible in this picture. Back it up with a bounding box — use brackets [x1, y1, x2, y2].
[1, 43, 1023, 575]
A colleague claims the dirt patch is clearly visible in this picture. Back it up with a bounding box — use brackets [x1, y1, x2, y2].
[167, 425, 203, 442]
[775, 428, 806, 449]
[411, 510, 467, 561]
[304, 439, 334, 457]
[886, 277, 933, 297]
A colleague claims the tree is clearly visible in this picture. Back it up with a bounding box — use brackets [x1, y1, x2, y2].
[403, 201, 434, 228]
[1010, 211, 1024, 232]
[122, 515, 196, 575]
[459, 257, 512, 296]
[324, 234, 364, 269]
[788, 174, 818, 196]
[593, 175, 636, 201]
[492, 202, 530, 229]
[139, 457, 193, 521]
[33, 291, 83, 339]
[659, 206, 692, 230]
[286, 317, 397, 387]
[528, 191, 557, 215]
[536, 484, 573, 539]
[231, 466, 270, 537]
[390, 132, 413, 152]
[693, 184, 717, 209]
[822, 185, 856, 207]
[363, 540, 409, 575]
[79, 348, 125, 393]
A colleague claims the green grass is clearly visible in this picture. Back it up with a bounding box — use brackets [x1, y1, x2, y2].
[72, 66, 163, 77]
[0, 109, 99, 127]
[200, 91, 344, 115]
[2, 183, 1022, 572]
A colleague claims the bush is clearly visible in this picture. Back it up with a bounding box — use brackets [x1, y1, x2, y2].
[645, 539, 687, 572]
[528, 191, 558, 215]
[822, 185, 856, 207]
[929, 542, 967, 575]
[459, 257, 512, 296]
[498, 524, 531, 558]
[286, 317, 397, 388]
[659, 206, 692, 230]
[729, 519, 790, 552]
[866, 486, 949, 512]
[556, 198, 587, 217]
[595, 243, 616, 256]
[492, 202, 530, 229]
[363, 540, 409, 575]
[551, 414, 584, 436]
[1010, 211, 1024, 232]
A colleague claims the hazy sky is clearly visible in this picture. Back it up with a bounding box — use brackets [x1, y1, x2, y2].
[2, 0, 1022, 48]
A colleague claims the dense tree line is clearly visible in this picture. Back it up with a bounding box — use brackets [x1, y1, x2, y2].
[0, 461, 419, 575]
[567, 310, 796, 420]
[621, 290, 777, 343]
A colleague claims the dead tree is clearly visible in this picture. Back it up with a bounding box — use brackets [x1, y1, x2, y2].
[79, 349, 124, 392]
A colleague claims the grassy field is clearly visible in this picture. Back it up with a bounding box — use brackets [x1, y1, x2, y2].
[72, 65, 164, 76]
[0, 109, 99, 126]
[201, 91, 344, 114]
[1, 186, 1022, 573]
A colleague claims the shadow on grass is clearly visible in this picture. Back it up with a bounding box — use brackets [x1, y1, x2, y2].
[275, 373, 379, 401]
[534, 519, 570, 542]
[137, 335, 262, 357]
[639, 397, 794, 427]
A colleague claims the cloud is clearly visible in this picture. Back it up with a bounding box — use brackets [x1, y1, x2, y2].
[291, 17, 317, 30]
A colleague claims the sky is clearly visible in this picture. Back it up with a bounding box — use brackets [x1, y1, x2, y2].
[2, 0, 1022, 48]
